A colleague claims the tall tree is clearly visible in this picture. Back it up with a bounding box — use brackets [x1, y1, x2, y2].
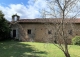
[0, 11, 10, 40]
[36, 0, 80, 57]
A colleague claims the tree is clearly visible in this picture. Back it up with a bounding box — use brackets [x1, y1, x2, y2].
[0, 11, 10, 40]
[36, 0, 80, 57]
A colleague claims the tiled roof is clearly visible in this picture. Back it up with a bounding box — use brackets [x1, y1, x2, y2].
[17, 18, 80, 24]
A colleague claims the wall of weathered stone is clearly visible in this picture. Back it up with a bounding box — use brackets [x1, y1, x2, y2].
[19, 23, 74, 44]
[11, 23, 80, 44]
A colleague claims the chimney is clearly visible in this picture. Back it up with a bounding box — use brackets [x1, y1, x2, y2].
[17, 15, 20, 21]
[12, 14, 20, 21]
[12, 15, 15, 21]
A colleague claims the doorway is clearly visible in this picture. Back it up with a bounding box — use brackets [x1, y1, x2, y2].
[13, 30, 16, 38]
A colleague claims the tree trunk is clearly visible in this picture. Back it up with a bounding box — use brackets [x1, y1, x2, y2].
[64, 51, 70, 57]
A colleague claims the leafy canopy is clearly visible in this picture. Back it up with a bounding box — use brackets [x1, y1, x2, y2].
[0, 10, 10, 40]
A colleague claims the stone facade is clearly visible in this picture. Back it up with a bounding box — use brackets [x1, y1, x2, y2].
[10, 15, 80, 44]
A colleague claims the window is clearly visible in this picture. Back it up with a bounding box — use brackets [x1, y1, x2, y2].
[27, 29, 31, 34]
[68, 30, 72, 35]
[48, 30, 52, 34]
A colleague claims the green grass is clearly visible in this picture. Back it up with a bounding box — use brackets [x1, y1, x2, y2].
[0, 41, 80, 57]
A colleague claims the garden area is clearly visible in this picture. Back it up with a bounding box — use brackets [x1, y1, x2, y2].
[0, 41, 80, 57]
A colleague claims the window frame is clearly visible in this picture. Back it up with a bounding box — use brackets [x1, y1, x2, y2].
[27, 29, 31, 34]
[48, 30, 52, 34]
[68, 30, 72, 35]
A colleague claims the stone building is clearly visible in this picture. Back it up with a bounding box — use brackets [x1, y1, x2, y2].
[10, 14, 80, 44]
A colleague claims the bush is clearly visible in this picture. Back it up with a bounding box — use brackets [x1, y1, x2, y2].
[72, 36, 80, 45]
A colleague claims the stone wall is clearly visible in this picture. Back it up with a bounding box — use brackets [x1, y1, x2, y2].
[11, 22, 80, 44]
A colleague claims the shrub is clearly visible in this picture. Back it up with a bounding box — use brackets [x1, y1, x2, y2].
[72, 36, 80, 45]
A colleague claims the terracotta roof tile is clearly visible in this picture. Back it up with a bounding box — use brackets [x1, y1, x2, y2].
[17, 18, 80, 23]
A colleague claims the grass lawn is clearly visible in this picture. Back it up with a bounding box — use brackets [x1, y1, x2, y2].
[0, 41, 80, 57]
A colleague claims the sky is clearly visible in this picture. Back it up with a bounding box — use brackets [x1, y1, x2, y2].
[0, 0, 80, 21]
[0, 0, 47, 21]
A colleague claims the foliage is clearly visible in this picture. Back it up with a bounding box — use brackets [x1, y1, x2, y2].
[0, 11, 11, 40]
[72, 36, 80, 45]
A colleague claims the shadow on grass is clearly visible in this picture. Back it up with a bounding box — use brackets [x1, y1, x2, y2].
[0, 41, 47, 57]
